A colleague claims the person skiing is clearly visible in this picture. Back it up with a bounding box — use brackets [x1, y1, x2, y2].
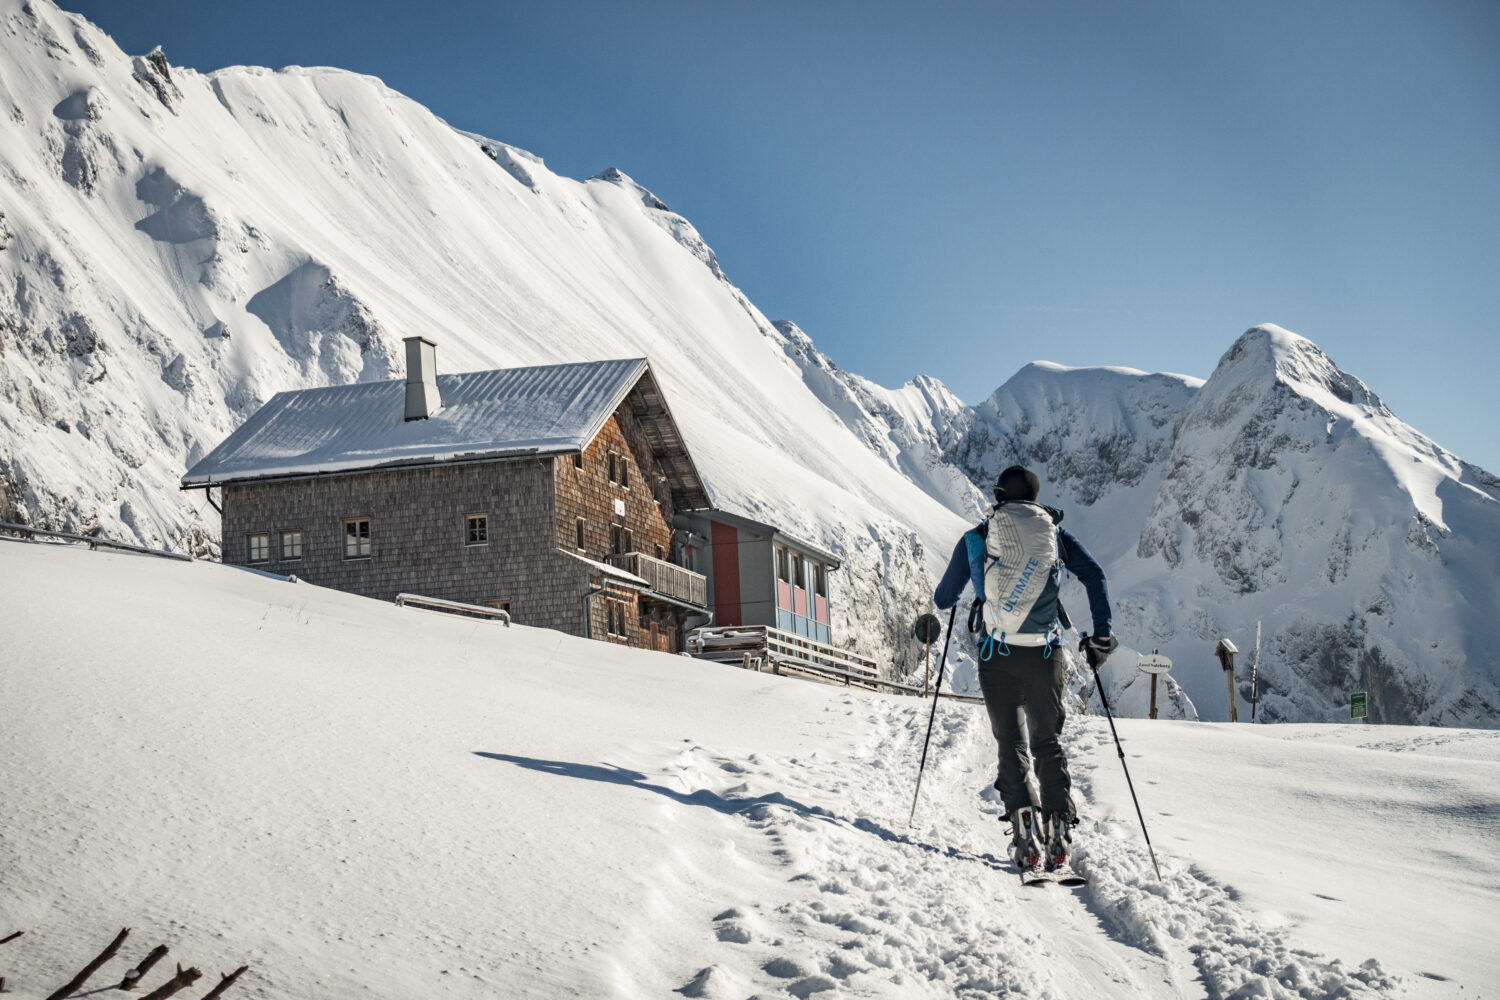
[932, 464, 1117, 877]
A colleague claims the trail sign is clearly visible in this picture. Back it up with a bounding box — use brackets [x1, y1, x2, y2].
[1351, 692, 1368, 720]
[1137, 654, 1173, 675]
[912, 614, 942, 645]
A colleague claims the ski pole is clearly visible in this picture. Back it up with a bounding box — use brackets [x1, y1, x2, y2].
[908, 604, 959, 827]
[1088, 652, 1162, 881]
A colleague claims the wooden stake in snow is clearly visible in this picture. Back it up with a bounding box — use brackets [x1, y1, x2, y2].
[200, 965, 250, 1000]
[0, 931, 21, 946]
[45, 926, 130, 1000]
[119, 943, 170, 990]
[138, 963, 201, 1000]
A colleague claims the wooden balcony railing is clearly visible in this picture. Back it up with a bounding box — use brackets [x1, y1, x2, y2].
[605, 551, 708, 608]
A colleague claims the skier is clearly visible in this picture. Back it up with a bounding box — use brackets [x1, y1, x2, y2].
[932, 465, 1117, 879]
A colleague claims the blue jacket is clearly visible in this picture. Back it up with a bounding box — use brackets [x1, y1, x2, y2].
[933, 516, 1112, 639]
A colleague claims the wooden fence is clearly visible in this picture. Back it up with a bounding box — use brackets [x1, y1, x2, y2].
[686, 625, 984, 703]
[0, 521, 191, 561]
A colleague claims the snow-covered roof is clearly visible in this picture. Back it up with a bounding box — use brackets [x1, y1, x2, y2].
[183, 358, 712, 510]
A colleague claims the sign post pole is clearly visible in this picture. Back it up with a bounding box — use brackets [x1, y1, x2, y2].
[1137, 651, 1173, 720]
[911, 613, 942, 699]
[1215, 639, 1240, 723]
[1250, 621, 1262, 722]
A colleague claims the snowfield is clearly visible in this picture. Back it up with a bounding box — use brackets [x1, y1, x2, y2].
[3, 540, 1496, 999]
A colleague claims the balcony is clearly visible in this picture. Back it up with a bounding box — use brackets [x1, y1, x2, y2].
[605, 551, 708, 608]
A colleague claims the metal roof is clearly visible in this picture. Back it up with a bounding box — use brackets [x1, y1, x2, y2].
[182, 358, 713, 510]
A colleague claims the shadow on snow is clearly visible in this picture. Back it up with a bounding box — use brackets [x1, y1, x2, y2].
[474, 751, 1011, 874]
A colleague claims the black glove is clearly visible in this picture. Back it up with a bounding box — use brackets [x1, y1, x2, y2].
[1080, 634, 1118, 668]
[967, 598, 984, 634]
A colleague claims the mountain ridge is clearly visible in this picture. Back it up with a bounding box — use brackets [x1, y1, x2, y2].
[3, 0, 1496, 724]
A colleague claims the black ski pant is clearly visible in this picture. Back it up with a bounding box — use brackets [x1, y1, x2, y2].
[977, 641, 1073, 822]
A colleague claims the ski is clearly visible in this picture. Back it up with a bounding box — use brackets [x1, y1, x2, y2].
[1048, 863, 1088, 887]
[1020, 863, 1052, 886]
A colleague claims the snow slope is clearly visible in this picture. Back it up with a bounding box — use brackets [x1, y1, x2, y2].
[0, 0, 965, 676]
[4, 538, 1497, 998]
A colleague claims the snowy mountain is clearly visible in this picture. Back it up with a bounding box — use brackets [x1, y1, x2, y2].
[0, 0, 965, 676]
[948, 327, 1500, 727]
[6, 539, 1498, 999]
[3, 0, 1496, 725]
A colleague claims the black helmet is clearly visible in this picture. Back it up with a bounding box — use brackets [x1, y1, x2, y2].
[994, 465, 1040, 504]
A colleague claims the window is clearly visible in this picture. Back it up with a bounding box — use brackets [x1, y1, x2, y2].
[573, 451, 584, 471]
[610, 523, 624, 554]
[813, 561, 828, 598]
[655, 543, 665, 561]
[619, 456, 630, 489]
[466, 513, 488, 546]
[608, 452, 618, 484]
[606, 600, 629, 638]
[793, 553, 806, 589]
[280, 529, 302, 561]
[576, 517, 586, 551]
[343, 518, 371, 559]
[776, 545, 790, 583]
[247, 532, 269, 564]
[624, 528, 633, 553]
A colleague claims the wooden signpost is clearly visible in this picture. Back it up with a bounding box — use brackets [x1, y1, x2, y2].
[1215, 638, 1239, 722]
[1137, 650, 1172, 719]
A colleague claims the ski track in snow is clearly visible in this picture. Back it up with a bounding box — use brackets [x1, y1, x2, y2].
[625, 697, 1399, 999]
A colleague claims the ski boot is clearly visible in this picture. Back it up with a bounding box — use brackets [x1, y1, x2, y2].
[1044, 811, 1088, 886]
[1009, 807, 1047, 884]
[1044, 811, 1072, 871]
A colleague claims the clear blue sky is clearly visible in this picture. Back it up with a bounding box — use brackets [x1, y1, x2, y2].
[63, 1, 1500, 473]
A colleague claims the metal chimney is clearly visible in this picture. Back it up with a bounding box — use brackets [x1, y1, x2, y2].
[404, 336, 441, 421]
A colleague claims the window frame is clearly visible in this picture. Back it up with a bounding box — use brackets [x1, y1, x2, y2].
[247, 532, 270, 564]
[279, 529, 302, 562]
[343, 517, 372, 560]
[575, 517, 586, 551]
[465, 513, 489, 547]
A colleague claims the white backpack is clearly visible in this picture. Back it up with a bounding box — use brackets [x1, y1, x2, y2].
[981, 502, 1061, 645]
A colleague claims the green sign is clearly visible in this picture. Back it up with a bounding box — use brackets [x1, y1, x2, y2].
[1351, 692, 1368, 719]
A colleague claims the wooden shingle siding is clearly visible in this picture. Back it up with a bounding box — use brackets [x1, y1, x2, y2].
[223, 459, 588, 635]
[554, 408, 687, 649]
